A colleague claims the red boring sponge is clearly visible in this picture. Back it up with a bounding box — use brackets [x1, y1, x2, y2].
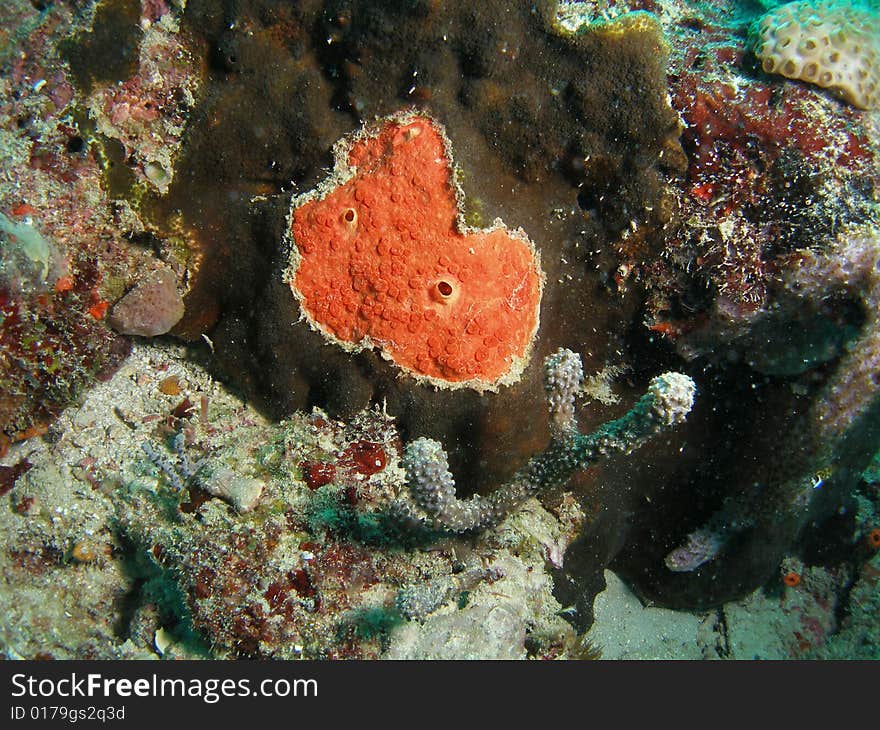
[284, 112, 544, 391]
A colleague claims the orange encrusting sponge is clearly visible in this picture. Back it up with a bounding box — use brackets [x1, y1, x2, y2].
[287, 113, 543, 389]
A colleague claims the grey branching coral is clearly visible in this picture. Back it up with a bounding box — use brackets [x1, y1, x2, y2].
[141, 432, 204, 492]
[399, 348, 696, 532]
[142, 433, 263, 512]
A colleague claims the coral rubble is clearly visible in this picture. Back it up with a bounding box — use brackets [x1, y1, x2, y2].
[0, 341, 587, 659]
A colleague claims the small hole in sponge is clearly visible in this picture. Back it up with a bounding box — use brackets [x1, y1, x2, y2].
[431, 279, 458, 304]
[342, 208, 357, 224]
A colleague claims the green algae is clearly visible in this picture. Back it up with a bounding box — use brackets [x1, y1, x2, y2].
[305, 486, 411, 546]
[341, 606, 404, 645]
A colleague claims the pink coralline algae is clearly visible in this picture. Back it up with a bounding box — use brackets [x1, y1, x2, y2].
[664, 527, 728, 572]
[0, 2, 167, 441]
[784, 227, 880, 446]
[108, 268, 185, 337]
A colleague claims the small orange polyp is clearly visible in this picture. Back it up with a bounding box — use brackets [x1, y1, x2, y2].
[285, 112, 544, 391]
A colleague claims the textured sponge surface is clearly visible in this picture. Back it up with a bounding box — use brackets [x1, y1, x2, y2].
[286, 114, 544, 391]
[752, 0, 880, 109]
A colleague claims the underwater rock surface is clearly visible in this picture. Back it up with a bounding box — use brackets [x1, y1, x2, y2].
[1, 0, 880, 658]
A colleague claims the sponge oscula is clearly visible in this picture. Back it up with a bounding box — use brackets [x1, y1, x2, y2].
[752, 0, 880, 110]
[285, 112, 544, 392]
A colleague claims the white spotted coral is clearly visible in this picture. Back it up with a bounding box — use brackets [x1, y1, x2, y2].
[751, 0, 880, 110]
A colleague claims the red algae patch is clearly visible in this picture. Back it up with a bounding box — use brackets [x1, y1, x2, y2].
[284, 112, 544, 391]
